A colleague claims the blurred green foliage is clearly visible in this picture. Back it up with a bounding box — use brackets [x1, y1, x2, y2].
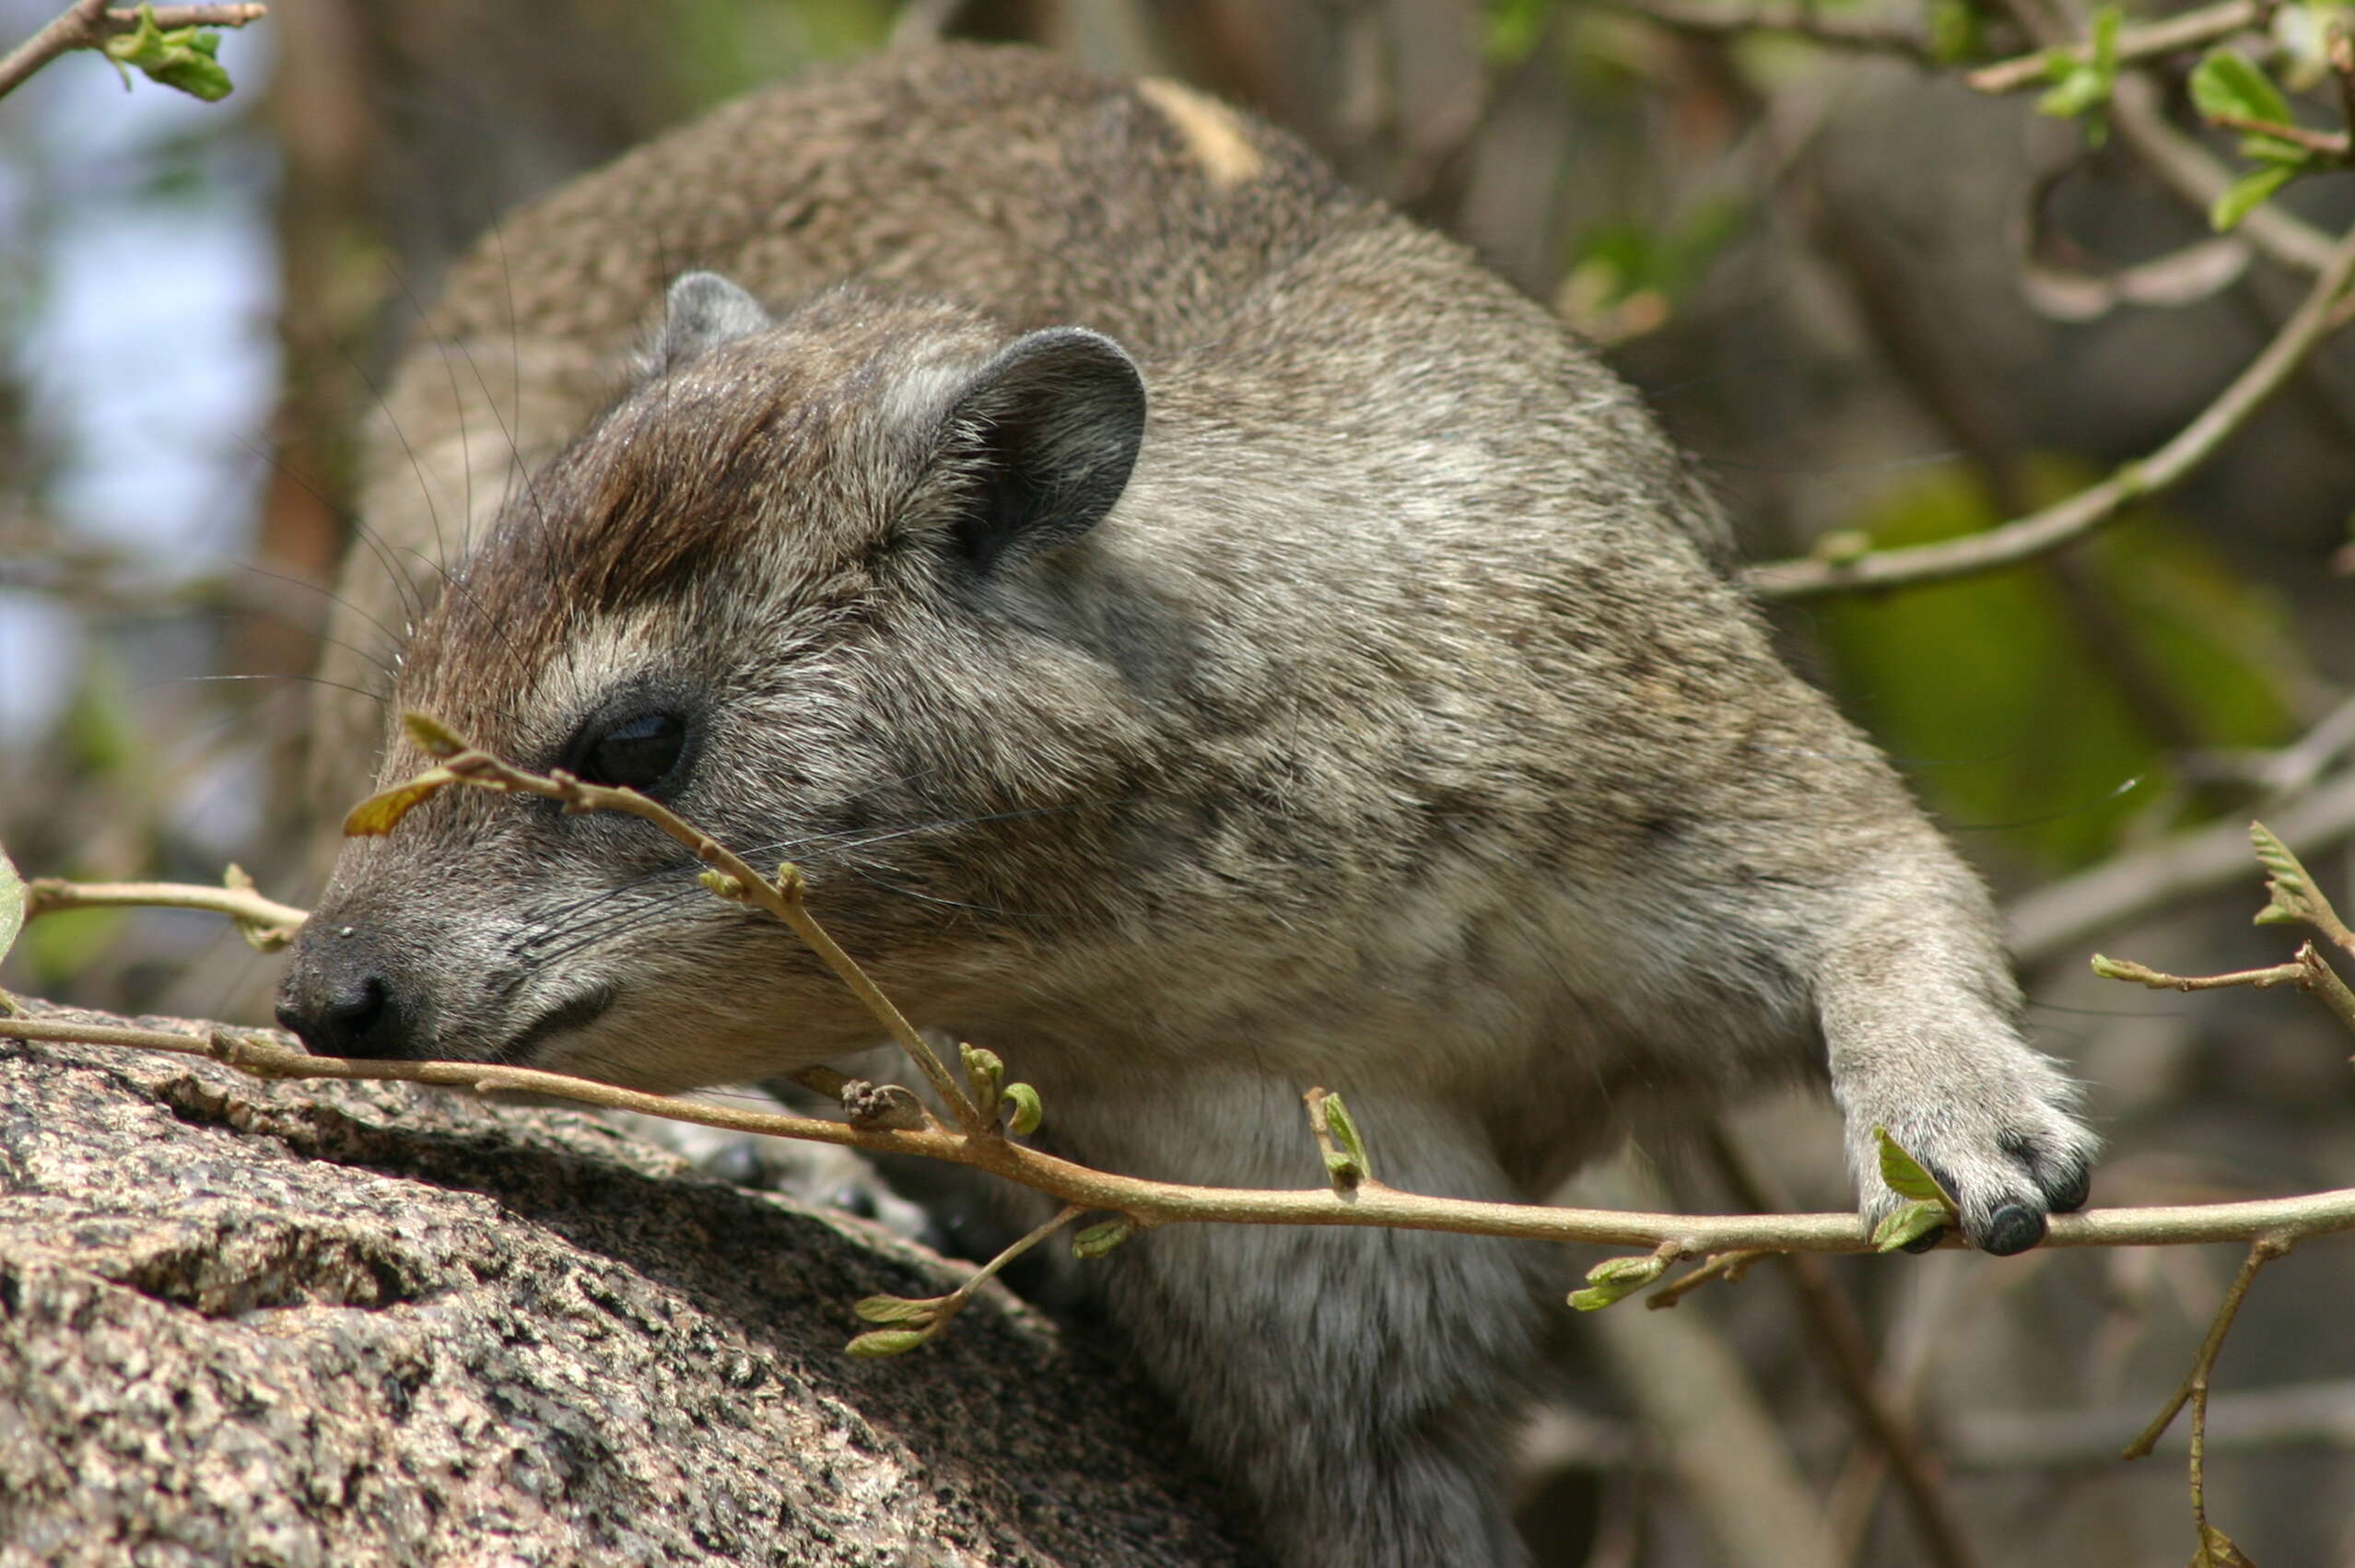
[662, 0, 894, 111]
[1812, 462, 2309, 872]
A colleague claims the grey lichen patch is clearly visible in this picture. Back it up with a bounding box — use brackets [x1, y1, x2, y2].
[0, 1008, 1260, 1567]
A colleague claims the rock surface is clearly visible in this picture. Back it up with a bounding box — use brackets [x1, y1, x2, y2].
[0, 1005, 1260, 1567]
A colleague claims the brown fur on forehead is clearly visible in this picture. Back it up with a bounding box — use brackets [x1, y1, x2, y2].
[399, 291, 1003, 729]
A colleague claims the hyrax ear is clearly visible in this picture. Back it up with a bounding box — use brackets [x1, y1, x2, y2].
[937, 327, 1146, 573]
[658, 272, 772, 369]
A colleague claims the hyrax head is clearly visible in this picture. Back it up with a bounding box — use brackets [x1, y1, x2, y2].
[279, 275, 1151, 1090]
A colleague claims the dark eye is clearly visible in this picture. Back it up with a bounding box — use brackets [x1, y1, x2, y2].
[574, 710, 689, 792]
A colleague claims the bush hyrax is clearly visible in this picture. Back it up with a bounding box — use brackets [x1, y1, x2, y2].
[280, 45, 2098, 1568]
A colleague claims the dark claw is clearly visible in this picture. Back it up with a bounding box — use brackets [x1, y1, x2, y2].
[1977, 1203, 2047, 1257]
[2044, 1161, 2091, 1214]
[1900, 1223, 1946, 1255]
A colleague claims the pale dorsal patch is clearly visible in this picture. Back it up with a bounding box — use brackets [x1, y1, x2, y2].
[1137, 78, 1266, 188]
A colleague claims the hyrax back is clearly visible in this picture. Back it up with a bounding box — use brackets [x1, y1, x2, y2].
[287, 44, 2094, 1568]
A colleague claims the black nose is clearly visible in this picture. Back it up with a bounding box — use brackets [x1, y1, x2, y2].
[276, 940, 416, 1058]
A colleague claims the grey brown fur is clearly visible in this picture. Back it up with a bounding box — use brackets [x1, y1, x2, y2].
[287, 45, 2096, 1568]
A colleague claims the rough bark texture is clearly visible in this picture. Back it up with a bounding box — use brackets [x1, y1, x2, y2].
[0, 1006, 1260, 1567]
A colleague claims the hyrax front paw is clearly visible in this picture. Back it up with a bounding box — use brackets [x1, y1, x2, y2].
[1844, 1059, 2097, 1257]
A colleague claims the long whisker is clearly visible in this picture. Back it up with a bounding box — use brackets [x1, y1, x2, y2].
[510, 795, 1132, 963]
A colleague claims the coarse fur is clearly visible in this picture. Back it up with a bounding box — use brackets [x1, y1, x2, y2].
[285, 45, 2097, 1568]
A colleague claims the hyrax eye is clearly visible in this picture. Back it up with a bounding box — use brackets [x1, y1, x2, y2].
[575, 710, 688, 792]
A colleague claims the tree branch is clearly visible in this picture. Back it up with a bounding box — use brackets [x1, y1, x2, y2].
[0, 1, 264, 99]
[2122, 1236, 2291, 1561]
[2006, 769, 2355, 967]
[8, 1011, 2355, 1256]
[1706, 1126, 1986, 1568]
[1965, 0, 2270, 94]
[1744, 215, 2355, 598]
[24, 874, 305, 951]
[1609, 0, 1934, 61]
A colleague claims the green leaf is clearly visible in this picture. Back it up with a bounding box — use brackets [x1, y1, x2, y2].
[2034, 12, 2122, 145]
[102, 4, 234, 102]
[959, 1043, 1004, 1119]
[1927, 0, 1982, 64]
[1567, 1281, 1635, 1311]
[342, 768, 461, 836]
[402, 711, 469, 758]
[2088, 4, 2122, 78]
[2211, 163, 2297, 231]
[2193, 1520, 2258, 1567]
[1876, 1129, 1955, 1206]
[1321, 1092, 1373, 1184]
[844, 1328, 930, 1358]
[1322, 1150, 1365, 1188]
[2239, 131, 2314, 167]
[1071, 1220, 1133, 1260]
[2190, 48, 2294, 128]
[0, 843, 23, 972]
[1568, 1249, 1670, 1309]
[1000, 1082, 1042, 1137]
[1483, 0, 1559, 64]
[1874, 1199, 1951, 1253]
[2038, 67, 2111, 122]
[852, 1294, 943, 1325]
[2250, 821, 2303, 883]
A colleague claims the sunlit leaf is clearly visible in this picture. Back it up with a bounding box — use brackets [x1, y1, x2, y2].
[2193, 1520, 2258, 1567]
[2190, 49, 2294, 128]
[1876, 1129, 1955, 1205]
[1072, 1220, 1133, 1259]
[402, 711, 470, 758]
[2211, 164, 2297, 231]
[1001, 1082, 1042, 1137]
[852, 1294, 941, 1325]
[343, 768, 461, 836]
[102, 4, 234, 101]
[1874, 1200, 1951, 1252]
[844, 1328, 929, 1357]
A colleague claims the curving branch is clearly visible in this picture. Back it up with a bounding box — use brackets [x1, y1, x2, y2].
[1607, 0, 1934, 60]
[7, 1006, 2355, 1258]
[1744, 216, 2355, 599]
[23, 873, 305, 951]
[0, 0, 264, 99]
[1965, 0, 2270, 94]
[2005, 768, 2355, 966]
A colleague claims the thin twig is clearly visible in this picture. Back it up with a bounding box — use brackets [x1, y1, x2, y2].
[2091, 955, 2309, 992]
[2209, 111, 2352, 159]
[2110, 69, 2341, 275]
[23, 875, 305, 951]
[1708, 1127, 1986, 1568]
[2121, 1236, 2290, 1557]
[2006, 769, 2355, 966]
[350, 720, 986, 1134]
[9, 1012, 2355, 1255]
[0, 0, 264, 99]
[2092, 944, 2355, 1033]
[849, 1202, 1084, 1352]
[1966, 0, 2268, 94]
[0, 0, 107, 99]
[1646, 1248, 1770, 1308]
[1609, 0, 1934, 60]
[1745, 216, 2355, 598]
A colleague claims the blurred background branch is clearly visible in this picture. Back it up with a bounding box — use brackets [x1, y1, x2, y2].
[6, 0, 2355, 1562]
